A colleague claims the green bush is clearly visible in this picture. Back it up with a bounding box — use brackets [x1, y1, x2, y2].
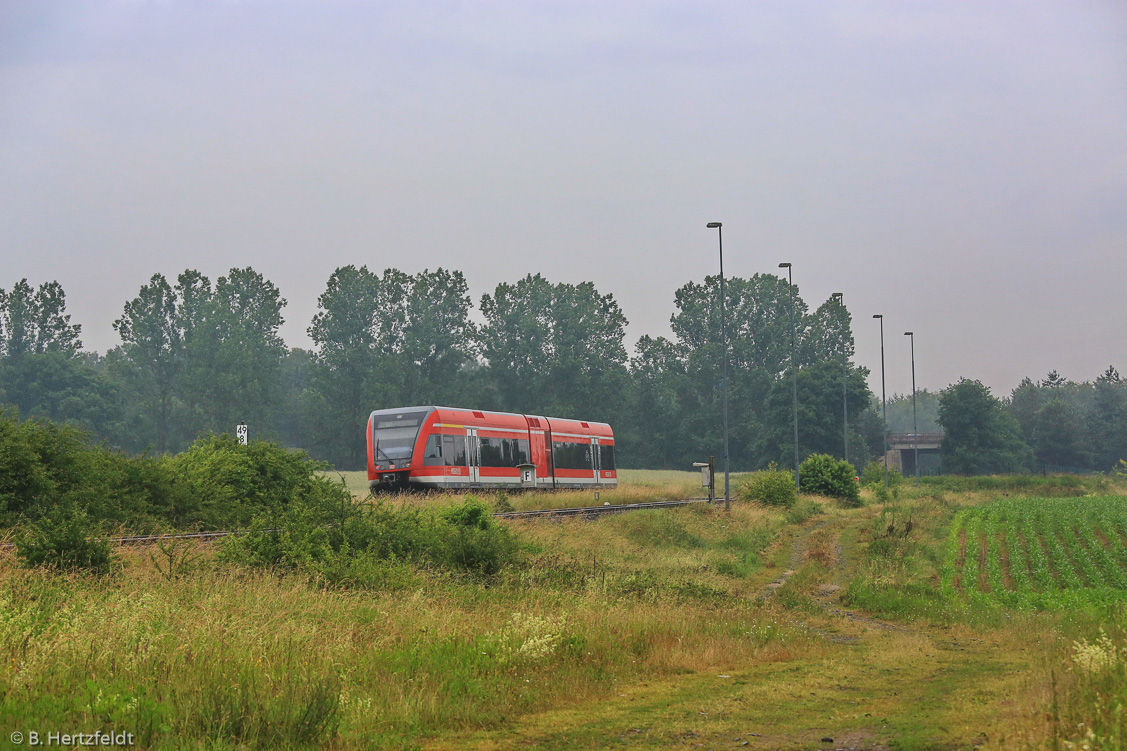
[224, 496, 523, 581]
[737, 464, 796, 507]
[0, 408, 183, 530]
[167, 434, 349, 529]
[15, 504, 117, 573]
[859, 460, 902, 488]
[799, 453, 861, 506]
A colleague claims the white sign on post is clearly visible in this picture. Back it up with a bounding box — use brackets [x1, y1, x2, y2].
[236, 423, 248, 446]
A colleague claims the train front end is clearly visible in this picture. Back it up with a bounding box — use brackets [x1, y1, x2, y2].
[367, 407, 435, 491]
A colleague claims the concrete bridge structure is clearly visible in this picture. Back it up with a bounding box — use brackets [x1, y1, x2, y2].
[886, 432, 943, 476]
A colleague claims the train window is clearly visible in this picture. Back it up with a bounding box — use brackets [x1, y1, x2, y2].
[553, 441, 592, 470]
[599, 444, 616, 471]
[371, 410, 428, 460]
[479, 437, 505, 467]
[476, 437, 531, 467]
[504, 438, 530, 466]
[423, 435, 444, 466]
[442, 435, 467, 466]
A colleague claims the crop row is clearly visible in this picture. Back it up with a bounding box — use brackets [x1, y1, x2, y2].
[942, 496, 1127, 609]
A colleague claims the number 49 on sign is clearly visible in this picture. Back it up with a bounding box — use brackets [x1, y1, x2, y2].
[236, 423, 248, 446]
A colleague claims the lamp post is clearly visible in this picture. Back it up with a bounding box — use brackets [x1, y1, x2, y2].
[873, 314, 888, 489]
[707, 222, 730, 511]
[832, 292, 847, 466]
[905, 331, 919, 486]
[779, 262, 798, 489]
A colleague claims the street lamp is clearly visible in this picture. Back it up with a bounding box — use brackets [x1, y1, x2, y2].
[905, 331, 919, 486]
[832, 292, 847, 466]
[873, 314, 888, 489]
[779, 262, 798, 489]
[707, 222, 730, 511]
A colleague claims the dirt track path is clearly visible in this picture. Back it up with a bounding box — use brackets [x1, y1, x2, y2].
[433, 509, 1035, 751]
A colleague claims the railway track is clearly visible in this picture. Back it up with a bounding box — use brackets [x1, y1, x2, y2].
[495, 497, 709, 520]
[0, 498, 714, 549]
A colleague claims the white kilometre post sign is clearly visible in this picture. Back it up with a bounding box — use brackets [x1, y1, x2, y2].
[236, 422, 248, 446]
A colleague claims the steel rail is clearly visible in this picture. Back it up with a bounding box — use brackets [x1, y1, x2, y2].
[0, 498, 714, 549]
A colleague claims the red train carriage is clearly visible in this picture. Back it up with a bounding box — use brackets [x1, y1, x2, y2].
[366, 406, 617, 492]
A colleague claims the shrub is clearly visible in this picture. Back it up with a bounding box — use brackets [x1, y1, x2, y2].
[737, 464, 796, 507]
[0, 409, 183, 530]
[799, 453, 861, 506]
[224, 496, 523, 581]
[859, 460, 902, 488]
[167, 434, 349, 529]
[15, 504, 116, 573]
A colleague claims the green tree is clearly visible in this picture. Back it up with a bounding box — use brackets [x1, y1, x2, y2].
[0, 352, 123, 439]
[627, 335, 694, 467]
[306, 266, 478, 468]
[657, 273, 865, 470]
[938, 378, 1033, 474]
[202, 267, 288, 433]
[479, 274, 628, 423]
[664, 274, 797, 470]
[274, 347, 313, 451]
[113, 273, 183, 453]
[399, 268, 477, 405]
[109, 268, 288, 450]
[305, 265, 389, 468]
[883, 390, 942, 433]
[1027, 398, 1090, 468]
[758, 360, 872, 468]
[0, 280, 120, 440]
[1010, 370, 1106, 471]
[173, 269, 217, 429]
[0, 279, 82, 357]
[1088, 366, 1127, 470]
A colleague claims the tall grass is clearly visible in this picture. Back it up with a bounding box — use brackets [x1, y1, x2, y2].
[0, 500, 801, 750]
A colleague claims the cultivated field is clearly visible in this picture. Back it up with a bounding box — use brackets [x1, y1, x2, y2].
[943, 496, 1127, 608]
[2, 473, 1125, 750]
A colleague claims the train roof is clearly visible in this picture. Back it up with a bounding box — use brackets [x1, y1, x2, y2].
[368, 406, 613, 437]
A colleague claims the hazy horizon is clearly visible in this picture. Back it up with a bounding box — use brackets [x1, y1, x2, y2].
[3, 1, 1124, 398]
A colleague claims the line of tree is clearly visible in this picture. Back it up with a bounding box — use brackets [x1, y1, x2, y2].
[1, 271, 1124, 474]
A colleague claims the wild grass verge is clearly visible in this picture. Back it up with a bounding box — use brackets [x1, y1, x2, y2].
[0, 500, 802, 750]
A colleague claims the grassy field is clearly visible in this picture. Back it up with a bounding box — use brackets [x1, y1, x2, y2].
[326, 468, 715, 511]
[2, 473, 1125, 750]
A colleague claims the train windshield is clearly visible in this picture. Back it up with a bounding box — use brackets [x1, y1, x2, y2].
[371, 410, 429, 461]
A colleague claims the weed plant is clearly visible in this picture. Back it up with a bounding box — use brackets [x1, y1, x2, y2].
[1053, 617, 1127, 748]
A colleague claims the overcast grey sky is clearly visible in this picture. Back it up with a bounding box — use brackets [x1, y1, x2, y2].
[2, 0, 1124, 398]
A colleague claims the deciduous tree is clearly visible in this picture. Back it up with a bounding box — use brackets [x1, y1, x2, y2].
[938, 379, 1032, 474]
[479, 274, 628, 423]
[0, 279, 82, 357]
[113, 274, 182, 452]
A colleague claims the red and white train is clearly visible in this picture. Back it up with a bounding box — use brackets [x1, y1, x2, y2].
[366, 406, 617, 492]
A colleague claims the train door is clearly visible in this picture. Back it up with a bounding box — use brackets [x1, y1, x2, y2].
[591, 437, 603, 485]
[465, 427, 481, 484]
[543, 424, 556, 488]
